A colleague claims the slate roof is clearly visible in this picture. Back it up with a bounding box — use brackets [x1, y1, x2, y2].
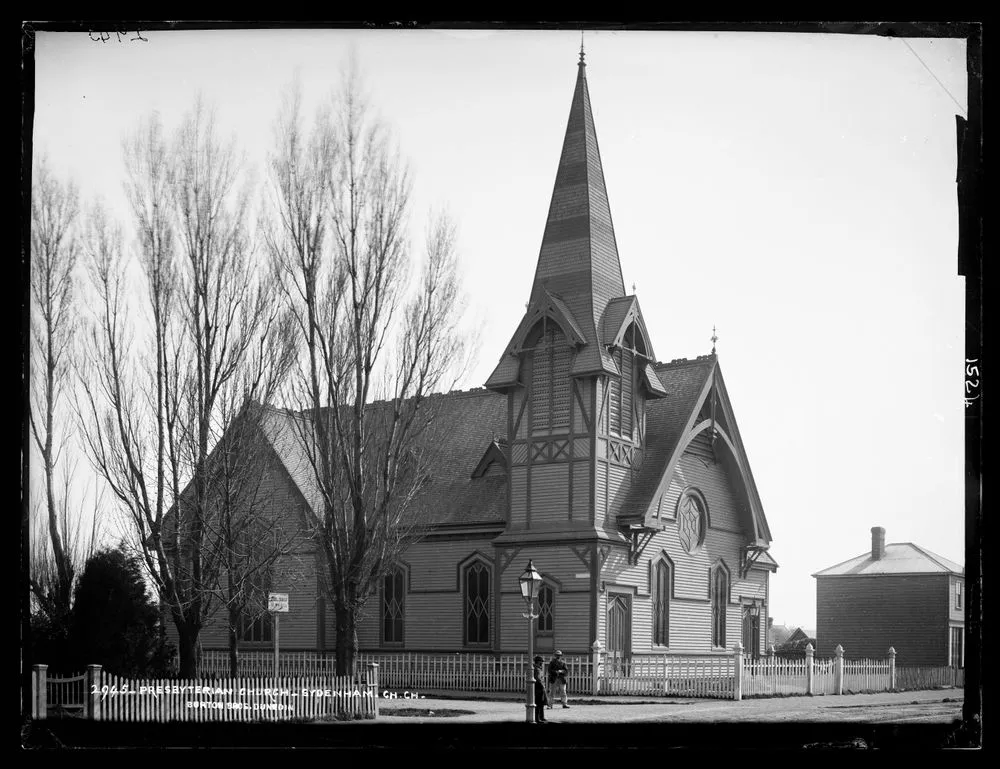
[618, 356, 716, 519]
[812, 543, 964, 577]
[261, 389, 508, 529]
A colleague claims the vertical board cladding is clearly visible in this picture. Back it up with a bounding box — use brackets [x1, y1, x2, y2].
[596, 462, 608, 527]
[499, 545, 594, 652]
[573, 378, 591, 432]
[816, 574, 951, 665]
[515, 388, 528, 440]
[572, 461, 592, 521]
[510, 467, 528, 526]
[530, 464, 570, 523]
[949, 576, 965, 624]
[607, 463, 631, 517]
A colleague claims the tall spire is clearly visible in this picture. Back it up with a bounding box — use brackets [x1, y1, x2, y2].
[527, 45, 626, 376]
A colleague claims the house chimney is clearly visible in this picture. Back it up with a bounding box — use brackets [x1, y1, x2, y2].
[871, 526, 886, 560]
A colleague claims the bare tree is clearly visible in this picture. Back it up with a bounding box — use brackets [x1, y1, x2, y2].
[265, 66, 470, 676]
[78, 101, 296, 677]
[29, 157, 92, 624]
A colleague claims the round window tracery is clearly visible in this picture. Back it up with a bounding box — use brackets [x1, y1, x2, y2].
[677, 488, 707, 554]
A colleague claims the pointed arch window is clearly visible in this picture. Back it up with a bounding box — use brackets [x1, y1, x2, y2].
[537, 583, 554, 634]
[528, 318, 571, 435]
[710, 562, 730, 649]
[652, 558, 672, 647]
[464, 561, 491, 645]
[382, 566, 406, 646]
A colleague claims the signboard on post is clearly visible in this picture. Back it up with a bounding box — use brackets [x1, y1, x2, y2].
[268, 593, 289, 613]
[268, 593, 288, 676]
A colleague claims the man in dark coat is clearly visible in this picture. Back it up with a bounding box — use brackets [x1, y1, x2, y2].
[548, 650, 570, 708]
[533, 656, 548, 722]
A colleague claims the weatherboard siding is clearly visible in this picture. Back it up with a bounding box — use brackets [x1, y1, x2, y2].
[816, 574, 951, 665]
[403, 537, 497, 591]
[530, 464, 570, 523]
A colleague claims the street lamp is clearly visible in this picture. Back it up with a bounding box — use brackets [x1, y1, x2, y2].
[519, 560, 543, 724]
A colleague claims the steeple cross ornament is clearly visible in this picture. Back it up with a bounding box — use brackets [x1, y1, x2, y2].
[711, 325, 718, 355]
[580, 31, 585, 64]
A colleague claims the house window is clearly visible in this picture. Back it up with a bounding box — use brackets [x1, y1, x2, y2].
[465, 561, 491, 645]
[652, 560, 670, 647]
[950, 627, 964, 668]
[711, 564, 729, 648]
[537, 584, 554, 634]
[382, 567, 405, 645]
[239, 610, 273, 644]
[529, 319, 571, 435]
[955, 581, 963, 609]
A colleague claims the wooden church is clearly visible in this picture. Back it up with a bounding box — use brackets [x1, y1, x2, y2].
[194, 50, 777, 660]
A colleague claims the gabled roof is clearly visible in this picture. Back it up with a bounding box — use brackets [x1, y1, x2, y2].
[600, 295, 657, 363]
[261, 389, 509, 529]
[812, 543, 964, 577]
[617, 355, 773, 548]
[618, 356, 716, 519]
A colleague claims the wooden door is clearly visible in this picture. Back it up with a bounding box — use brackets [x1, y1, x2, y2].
[606, 593, 632, 675]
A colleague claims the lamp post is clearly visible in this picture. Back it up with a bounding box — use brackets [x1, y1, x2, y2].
[518, 560, 543, 724]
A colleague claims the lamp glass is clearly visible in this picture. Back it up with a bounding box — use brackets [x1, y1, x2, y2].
[518, 560, 543, 604]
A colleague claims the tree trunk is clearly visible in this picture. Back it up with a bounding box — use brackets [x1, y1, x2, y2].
[228, 612, 240, 678]
[176, 622, 201, 678]
[334, 601, 356, 678]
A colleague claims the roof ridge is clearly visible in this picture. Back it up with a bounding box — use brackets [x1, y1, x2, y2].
[906, 541, 964, 573]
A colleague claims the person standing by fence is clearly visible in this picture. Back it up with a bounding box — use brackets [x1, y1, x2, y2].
[548, 650, 569, 708]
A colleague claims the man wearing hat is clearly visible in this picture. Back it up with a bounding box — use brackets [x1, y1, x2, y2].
[548, 650, 570, 708]
[532, 656, 549, 722]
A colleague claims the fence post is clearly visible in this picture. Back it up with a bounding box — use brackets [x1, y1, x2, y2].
[888, 647, 896, 691]
[590, 641, 602, 695]
[805, 643, 814, 695]
[368, 662, 380, 719]
[733, 642, 744, 702]
[85, 665, 102, 720]
[32, 664, 47, 720]
[833, 645, 844, 695]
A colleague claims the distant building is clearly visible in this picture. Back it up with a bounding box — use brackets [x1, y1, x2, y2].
[812, 527, 964, 666]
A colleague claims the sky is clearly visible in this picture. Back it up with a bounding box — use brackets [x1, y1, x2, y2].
[29, 26, 969, 632]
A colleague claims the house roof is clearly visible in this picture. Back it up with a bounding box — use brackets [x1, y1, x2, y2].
[261, 389, 509, 529]
[812, 543, 964, 577]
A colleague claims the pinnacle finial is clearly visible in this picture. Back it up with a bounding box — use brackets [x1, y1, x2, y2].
[711, 325, 718, 355]
[579, 31, 586, 65]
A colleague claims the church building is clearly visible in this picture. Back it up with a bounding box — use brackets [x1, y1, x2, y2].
[194, 50, 777, 660]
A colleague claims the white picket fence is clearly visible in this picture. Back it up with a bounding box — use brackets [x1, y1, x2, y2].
[33, 664, 380, 722]
[186, 643, 941, 702]
[602, 651, 736, 699]
[843, 657, 891, 693]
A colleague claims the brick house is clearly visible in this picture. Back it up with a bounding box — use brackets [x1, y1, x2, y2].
[174, 50, 778, 661]
[813, 527, 965, 666]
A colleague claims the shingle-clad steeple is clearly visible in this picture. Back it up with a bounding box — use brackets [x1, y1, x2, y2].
[487, 50, 627, 389]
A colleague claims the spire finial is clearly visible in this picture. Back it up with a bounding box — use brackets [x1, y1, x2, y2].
[579, 31, 585, 65]
[711, 325, 718, 355]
